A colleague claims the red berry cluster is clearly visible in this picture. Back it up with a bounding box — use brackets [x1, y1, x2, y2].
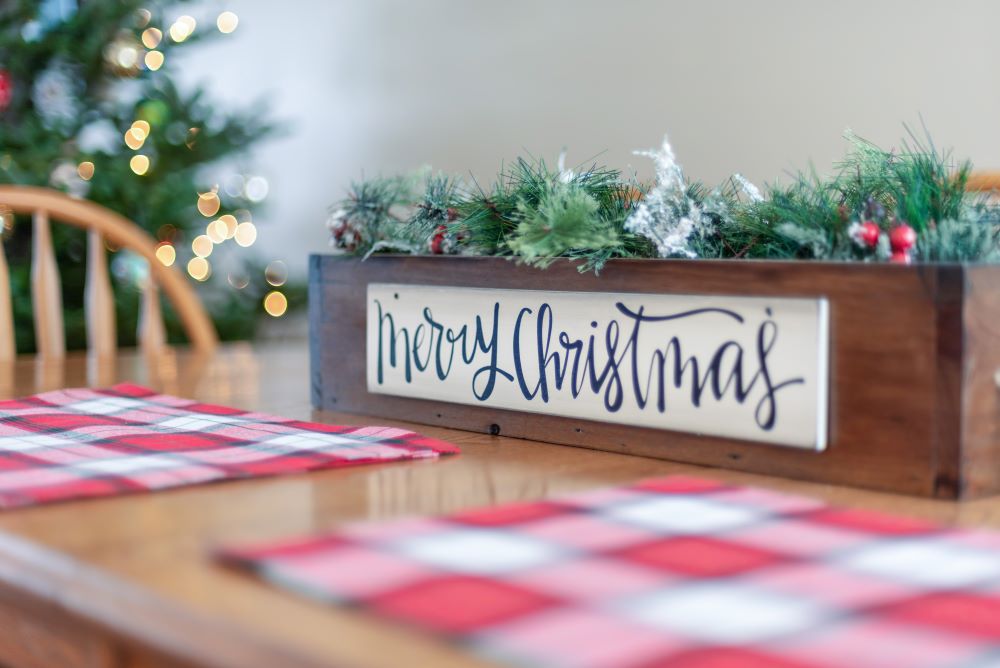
[854, 219, 916, 263]
[849, 199, 917, 264]
[888, 223, 917, 264]
[856, 221, 880, 247]
[429, 225, 448, 254]
[0, 70, 12, 112]
[329, 216, 363, 252]
[428, 208, 463, 255]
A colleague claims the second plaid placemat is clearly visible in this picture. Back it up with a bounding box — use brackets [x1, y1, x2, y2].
[221, 476, 1000, 668]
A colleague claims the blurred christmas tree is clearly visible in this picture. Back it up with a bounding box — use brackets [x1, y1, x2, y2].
[0, 0, 297, 353]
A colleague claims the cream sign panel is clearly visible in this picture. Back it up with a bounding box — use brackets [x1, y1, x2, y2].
[366, 284, 829, 450]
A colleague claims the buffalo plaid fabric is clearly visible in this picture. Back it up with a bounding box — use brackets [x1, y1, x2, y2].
[0, 384, 457, 508]
[222, 476, 1000, 668]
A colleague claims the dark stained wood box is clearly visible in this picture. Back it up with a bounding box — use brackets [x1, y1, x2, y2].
[309, 254, 1000, 499]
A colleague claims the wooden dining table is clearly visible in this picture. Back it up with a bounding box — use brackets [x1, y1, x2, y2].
[1, 342, 1000, 668]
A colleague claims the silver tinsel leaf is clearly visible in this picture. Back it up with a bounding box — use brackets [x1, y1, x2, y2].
[625, 134, 706, 258]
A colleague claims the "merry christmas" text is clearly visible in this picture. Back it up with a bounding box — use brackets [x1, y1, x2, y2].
[372, 298, 804, 432]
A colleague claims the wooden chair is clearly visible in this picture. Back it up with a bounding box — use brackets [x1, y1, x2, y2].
[0, 185, 217, 361]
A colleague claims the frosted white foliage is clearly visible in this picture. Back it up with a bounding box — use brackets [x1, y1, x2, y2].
[625, 135, 708, 258]
[875, 232, 892, 260]
[846, 221, 866, 248]
[556, 150, 575, 184]
[732, 173, 763, 203]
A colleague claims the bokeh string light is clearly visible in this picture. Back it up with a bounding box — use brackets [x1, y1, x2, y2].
[263, 291, 287, 317]
[154, 242, 176, 266]
[105, 31, 142, 76]
[197, 190, 221, 217]
[218, 214, 238, 239]
[206, 218, 227, 243]
[124, 119, 151, 152]
[124, 128, 144, 150]
[216, 11, 239, 34]
[141, 27, 162, 49]
[169, 15, 196, 43]
[129, 155, 150, 175]
[115, 44, 139, 71]
[77, 161, 95, 180]
[187, 256, 210, 281]
[234, 221, 257, 247]
[144, 50, 164, 71]
[191, 234, 213, 258]
[129, 11, 262, 307]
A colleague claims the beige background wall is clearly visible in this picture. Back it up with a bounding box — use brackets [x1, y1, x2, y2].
[181, 0, 1000, 276]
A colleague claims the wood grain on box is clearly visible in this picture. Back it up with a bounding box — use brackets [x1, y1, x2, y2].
[309, 255, 1000, 499]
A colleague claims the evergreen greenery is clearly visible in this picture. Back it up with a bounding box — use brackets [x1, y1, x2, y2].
[507, 181, 612, 268]
[328, 131, 1000, 269]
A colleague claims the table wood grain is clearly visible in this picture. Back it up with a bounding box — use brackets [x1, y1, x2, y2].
[0, 343, 998, 668]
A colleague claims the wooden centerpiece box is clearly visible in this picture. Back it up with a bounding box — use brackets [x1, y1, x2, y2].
[309, 254, 1000, 499]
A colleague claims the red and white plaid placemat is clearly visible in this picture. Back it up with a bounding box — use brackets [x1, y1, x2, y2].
[221, 476, 1000, 668]
[0, 384, 457, 508]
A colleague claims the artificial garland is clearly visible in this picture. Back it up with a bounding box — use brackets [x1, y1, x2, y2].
[326, 131, 1000, 271]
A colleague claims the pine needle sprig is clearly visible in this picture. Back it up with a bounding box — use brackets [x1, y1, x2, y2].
[454, 156, 644, 270]
[328, 174, 415, 256]
[344, 176, 409, 227]
[507, 181, 617, 268]
[409, 173, 462, 240]
[453, 166, 521, 256]
[833, 129, 970, 232]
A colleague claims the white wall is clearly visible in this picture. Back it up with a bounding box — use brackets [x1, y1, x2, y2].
[180, 0, 1000, 277]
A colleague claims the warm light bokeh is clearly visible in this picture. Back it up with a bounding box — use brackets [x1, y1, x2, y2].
[141, 27, 162, 49]
[197, 192, 221, 218]
[218, 214, 238, 239]
[170, 15, 196, 42]
[145, 50, 164, 71]
[206, 219, 228, 243]
[263, 291, 288, 317]
[217, 11, 239, 34]
[155, 242, 176, 267]
[191, 234, 214, 258]
[124, 129, 145, 150]
[187, 256, 210, 281]
[129, 155, 150, 175]
[234, 221, 257, 247]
